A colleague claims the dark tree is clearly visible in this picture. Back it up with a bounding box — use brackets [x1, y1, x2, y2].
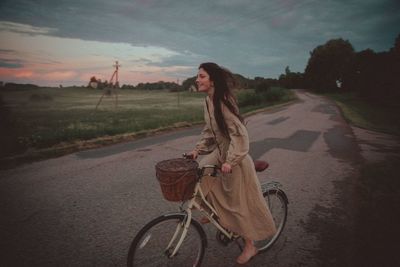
[390, 33, 400, 57]
[181, 76, 196, 91]
[344, 33, 400, 105]
[304, 38, 355, 92]
[279, 66, 305, 89]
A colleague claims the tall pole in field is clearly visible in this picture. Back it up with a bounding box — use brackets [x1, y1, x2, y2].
[110, 61, 121, 108]
[95, 61, 121, 110]
[177, 78, 180, 107]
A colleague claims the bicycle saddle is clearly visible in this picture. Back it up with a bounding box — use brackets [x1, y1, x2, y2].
[254, 160, 269, 172]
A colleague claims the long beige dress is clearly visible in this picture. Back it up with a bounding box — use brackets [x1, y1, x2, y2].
[195, 96, 277, 241]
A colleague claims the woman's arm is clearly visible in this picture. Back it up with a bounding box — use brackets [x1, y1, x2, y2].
[191, 99, 217, 157]
[194, 124, 217, 155]
[223, 105, 249, 168]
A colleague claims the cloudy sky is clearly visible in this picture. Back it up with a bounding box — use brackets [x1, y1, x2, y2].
[0, 0, 399, 86]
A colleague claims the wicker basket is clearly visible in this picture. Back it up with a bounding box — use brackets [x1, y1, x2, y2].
[155, 158, 199, 202]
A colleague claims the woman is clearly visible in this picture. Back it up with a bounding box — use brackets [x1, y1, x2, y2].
[188, 62, 277, 264]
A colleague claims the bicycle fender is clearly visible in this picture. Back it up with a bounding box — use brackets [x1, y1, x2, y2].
[262, 182, 289, 204]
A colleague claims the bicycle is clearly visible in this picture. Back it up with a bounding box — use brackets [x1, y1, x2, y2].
[127, 155, 288, 267]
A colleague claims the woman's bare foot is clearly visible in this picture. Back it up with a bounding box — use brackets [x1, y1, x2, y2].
[236, 242, 258, 264]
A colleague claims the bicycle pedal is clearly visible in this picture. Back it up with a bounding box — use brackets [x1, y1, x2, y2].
[215, 230, 232, 246]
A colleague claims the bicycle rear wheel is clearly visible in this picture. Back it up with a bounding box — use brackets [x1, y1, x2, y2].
[255, 189, 288, 252]
[127, 213, 207, 267]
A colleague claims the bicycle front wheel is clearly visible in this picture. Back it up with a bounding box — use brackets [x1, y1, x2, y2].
[255, 189, 288, 252]
[127, 213, 207, 267]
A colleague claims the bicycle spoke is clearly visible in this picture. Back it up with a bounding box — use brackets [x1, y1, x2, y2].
[127, 214, 206, 267]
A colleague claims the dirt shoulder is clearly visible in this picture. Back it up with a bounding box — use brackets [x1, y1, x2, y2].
[351, 126, 400, 163]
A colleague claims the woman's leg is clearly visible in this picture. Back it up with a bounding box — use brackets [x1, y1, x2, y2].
[197, 151, 220, 224]
[236, 238, 258, 264]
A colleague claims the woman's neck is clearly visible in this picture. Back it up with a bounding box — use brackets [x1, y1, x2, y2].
[207, 92, 214, 101]
[207, 86, 215, 99]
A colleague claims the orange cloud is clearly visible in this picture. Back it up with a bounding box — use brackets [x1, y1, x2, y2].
[0, 68, 35, 78]
[15, 70, 35, 78]
[0, 67, 80, 85]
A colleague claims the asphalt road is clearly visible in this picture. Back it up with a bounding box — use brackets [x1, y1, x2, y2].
[0, 90, 389, 266]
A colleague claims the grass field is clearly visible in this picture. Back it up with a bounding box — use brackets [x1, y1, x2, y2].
[0, 86, 295, 161]
[326, 92, 400, 136]
[1, 87, 204, 157]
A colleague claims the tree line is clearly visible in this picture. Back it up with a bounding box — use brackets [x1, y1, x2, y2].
[230, 33, 399, 107]
[303, 34, 400, 106]
[254, 33, 399, 107]
[181, 33, 400, 108]
[120, 81, 181, 91]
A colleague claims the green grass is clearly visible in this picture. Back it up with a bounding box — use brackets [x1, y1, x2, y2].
[326, 92, 400, 135]
[237, 87, 296, 114]
[1, 88, 204, 157]
[0, 86, 294, 161]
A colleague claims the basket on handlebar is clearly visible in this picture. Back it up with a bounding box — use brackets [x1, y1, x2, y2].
[155, 158, 199, 202]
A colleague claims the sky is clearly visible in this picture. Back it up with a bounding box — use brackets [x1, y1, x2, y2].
[0, 0, 399, 87]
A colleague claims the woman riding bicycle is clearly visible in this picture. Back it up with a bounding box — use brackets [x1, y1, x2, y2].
[187, 62, 277, 264]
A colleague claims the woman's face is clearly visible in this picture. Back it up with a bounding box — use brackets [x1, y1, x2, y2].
[196, 68, 213, 93]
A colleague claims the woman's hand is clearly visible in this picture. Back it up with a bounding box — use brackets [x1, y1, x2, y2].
[221, 162, 232, 174]
[187, 150, 199, 160]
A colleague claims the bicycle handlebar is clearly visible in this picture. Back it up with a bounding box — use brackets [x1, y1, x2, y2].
[201, 165, 220, 177]
[182, 153, 195, 160]
[182, 153, 220, 177]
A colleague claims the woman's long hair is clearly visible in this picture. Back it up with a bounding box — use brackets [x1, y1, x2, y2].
[199, 62, 243, 138]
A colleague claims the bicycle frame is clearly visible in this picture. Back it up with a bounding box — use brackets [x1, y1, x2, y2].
[166, 166, 237, 258]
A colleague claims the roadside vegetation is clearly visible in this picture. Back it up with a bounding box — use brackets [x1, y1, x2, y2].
[0, 88, 203, 159]
[326, 92, 400, 136]
[237, 87, 295, 114]
[0, 86, 294, 165]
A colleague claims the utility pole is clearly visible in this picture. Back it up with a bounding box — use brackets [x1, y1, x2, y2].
[177, 78, 180, 107]
[95, 61, 121, 110]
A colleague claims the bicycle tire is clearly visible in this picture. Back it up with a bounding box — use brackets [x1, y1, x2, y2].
[127, 213, 207, 267]
[255, 189, 288, 252]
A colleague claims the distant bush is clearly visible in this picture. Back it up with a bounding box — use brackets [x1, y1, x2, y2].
[237, 90, 262, 106]
[255, 83, 267, 94]
[237, 87, 291, 107]
[264, 87, 288, 101]
[4, 83, 39, 90]
[255, 80, 277, 94]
